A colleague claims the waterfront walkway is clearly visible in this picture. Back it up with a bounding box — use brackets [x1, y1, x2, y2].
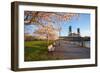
[49, 40, 90, 59]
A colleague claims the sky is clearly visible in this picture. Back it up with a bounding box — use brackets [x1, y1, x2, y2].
[60, 13, 90, 37]
[24, 13, 90, 37]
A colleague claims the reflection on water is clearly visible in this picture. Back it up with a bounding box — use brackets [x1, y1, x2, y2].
[71, 41, 90, 48]
[84, 41, 90, 48]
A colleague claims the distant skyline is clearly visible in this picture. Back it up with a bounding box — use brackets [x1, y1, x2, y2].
[24, 13, 90, 37]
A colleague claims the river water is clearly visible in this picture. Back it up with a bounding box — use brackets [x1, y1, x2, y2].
[84, 41, 90, 48]
[73, 41, 90, 48]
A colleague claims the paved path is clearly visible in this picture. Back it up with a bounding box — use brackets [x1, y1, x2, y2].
[49, 40, 90, 59]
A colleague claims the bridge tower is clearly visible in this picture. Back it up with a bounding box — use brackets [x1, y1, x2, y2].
[77, 28, 80, 36]
[69, 26, 72, 35]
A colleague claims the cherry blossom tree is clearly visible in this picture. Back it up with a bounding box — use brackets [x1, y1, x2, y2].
[24, 11, 79, 45]
[24, 11, 79, 25]
[34, 23, 59, 45]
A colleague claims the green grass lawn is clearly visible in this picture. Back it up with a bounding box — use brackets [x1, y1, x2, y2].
[24, 40, 55, 61]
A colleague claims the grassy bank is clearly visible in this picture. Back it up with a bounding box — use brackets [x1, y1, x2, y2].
[24, 40, 55, 61]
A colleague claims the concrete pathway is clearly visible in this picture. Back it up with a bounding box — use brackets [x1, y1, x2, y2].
[49, 40, 90, 59]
